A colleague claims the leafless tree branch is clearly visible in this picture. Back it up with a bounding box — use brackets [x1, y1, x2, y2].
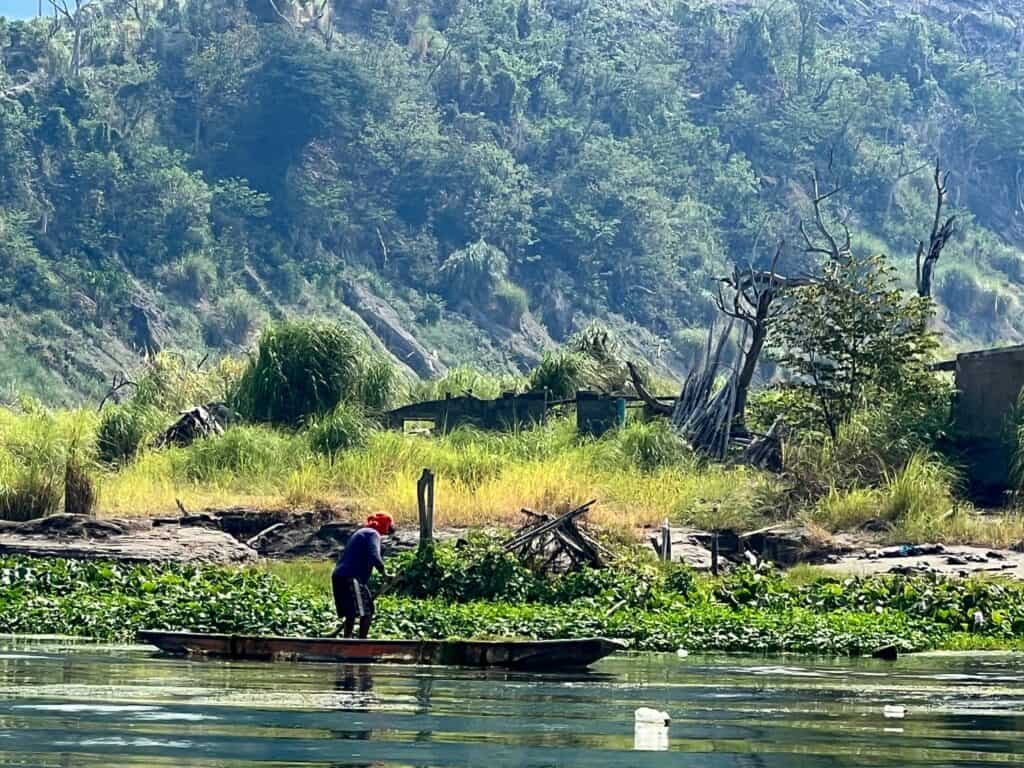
[916, 157, 957, 298]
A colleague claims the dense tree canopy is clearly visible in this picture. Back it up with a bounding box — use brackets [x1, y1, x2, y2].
[1, 0, 1023, 401]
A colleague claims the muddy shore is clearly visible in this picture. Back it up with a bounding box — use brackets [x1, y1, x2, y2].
[2, 510, 1023, 579]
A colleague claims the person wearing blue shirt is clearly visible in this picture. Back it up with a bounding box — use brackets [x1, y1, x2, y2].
[331, 513, 394, 638]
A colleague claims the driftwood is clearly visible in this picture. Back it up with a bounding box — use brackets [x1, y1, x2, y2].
[503, 500, 605, 571]
[626, 361, 673, 416]
[155, 404, 230, 448]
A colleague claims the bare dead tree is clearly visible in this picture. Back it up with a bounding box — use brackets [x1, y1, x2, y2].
[714, 243, 791, 427]
[884, 147, 930, 222]
[269, 0, 335, 49]
[48, 0, 102, 78]
[915, 158, 957, 298]
[97, 371, 137, 412]
[799, 170, 852, 263]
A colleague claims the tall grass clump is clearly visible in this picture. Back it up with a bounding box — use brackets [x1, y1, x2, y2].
[0, 408, 97, 521]
[171, 425, 309, 484]
[357, 359, 400, 413]
[567, 321, 628, 392]
[234, 320, 390, 425]
[412, 365, 524, 402]
[64, 447, 96, 517]
[884, 452, 957, 537]
[96, 404, 164, 465]
[806, 487, 884, 531]
[614, 420, 690, 472]
[131, 352, 230, 413]
[308, 403, 372, 456]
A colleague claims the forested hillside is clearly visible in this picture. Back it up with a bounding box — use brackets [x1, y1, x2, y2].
[2, 0, 1023, 403]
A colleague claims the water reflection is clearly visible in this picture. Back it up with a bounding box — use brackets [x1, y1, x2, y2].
[0, 638, 1022, 767]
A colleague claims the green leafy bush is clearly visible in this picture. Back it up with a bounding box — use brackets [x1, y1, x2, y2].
[438, 240, 507, 304]
[528, 351, 590, 399]
[770, 253, 938, 438]
[417, 294, 445, 325]
[493, 280, 529, 325]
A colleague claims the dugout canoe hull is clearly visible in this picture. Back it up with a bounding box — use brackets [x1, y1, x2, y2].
[136, 630, 626, 669]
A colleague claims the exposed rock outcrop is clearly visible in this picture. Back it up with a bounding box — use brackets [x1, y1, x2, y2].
[342, 281, 446, 378]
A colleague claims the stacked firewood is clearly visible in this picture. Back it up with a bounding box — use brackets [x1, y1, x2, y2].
[670, 323, 743, 460]
[503, 500, 608, 572]
[737, 418, 785, 472]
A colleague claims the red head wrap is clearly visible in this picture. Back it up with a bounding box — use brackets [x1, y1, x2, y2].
[366, 513, 394, 535]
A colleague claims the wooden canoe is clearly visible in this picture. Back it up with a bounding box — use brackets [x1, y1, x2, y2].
[136, 630, 627, 670]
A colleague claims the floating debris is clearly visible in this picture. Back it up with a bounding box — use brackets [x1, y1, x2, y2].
[634, 707, 671, 751]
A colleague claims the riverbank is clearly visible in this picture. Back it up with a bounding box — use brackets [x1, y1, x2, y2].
[6, 404, 1024, 550]
[3, 552, 1023, 656]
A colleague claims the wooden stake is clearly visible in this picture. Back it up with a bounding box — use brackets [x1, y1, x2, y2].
[417, 468, 435, 550]
[660, 519, 672, 562]
[711, 531, 720, 576]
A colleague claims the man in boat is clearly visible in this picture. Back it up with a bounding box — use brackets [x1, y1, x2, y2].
[331, 512, 394, 639]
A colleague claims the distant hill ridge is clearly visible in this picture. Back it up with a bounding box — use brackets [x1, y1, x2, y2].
[1, 0, 1022, 403]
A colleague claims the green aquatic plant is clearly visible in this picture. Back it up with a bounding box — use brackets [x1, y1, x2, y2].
[0, 555, 961, 655]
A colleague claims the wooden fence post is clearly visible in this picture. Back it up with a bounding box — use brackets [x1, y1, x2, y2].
[417, 468, 435, 551]
[660, 519, 672, 562]
[710, 531, 720, 577]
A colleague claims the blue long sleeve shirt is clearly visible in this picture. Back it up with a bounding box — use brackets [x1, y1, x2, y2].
[333, 527, 385, 583]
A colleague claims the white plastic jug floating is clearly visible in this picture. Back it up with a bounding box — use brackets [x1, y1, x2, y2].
[634, 707, 671, 751]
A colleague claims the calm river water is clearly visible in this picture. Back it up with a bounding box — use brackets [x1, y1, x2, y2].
[0, 636, 1022, 767]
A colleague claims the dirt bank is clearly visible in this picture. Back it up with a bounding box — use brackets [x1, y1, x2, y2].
[0, 508, 465, 564]
[3, 510, 1024, 578]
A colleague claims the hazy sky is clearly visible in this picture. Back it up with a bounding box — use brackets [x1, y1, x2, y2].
[0, 1, 41, 20]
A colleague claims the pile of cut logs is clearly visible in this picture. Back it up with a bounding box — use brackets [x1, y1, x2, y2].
[503, 500, 608, 572]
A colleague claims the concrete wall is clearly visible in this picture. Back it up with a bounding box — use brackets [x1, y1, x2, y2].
[953, 344, 1024, 501]
[954, 345, 1024, 439]
[576, 392, 626, 437]
[385, 392, 548, 434]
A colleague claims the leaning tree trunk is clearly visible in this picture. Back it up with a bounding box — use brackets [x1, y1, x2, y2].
[72, 24, 83, 77]
[733, 323, 767, 427]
